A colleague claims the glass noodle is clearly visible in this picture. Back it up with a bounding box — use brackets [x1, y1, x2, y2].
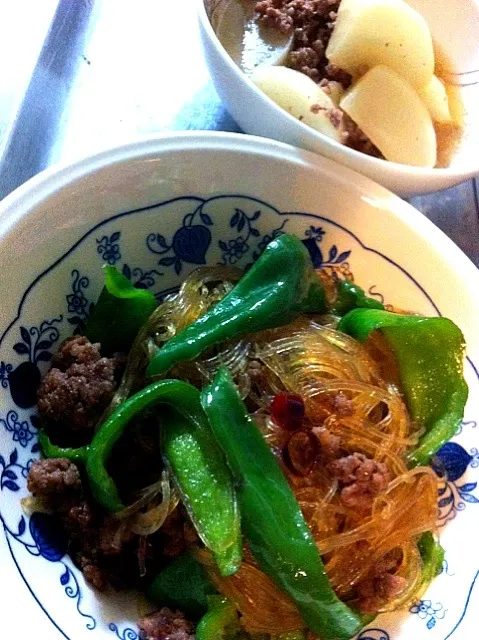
[107, 266, 439, 632]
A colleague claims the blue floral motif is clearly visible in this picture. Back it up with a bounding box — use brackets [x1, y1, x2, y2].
[97, 231, 121, 265]
[357, 630, 390, 640]
[440, 558, 455, 576]
[147, 203, 213, 275]
[8, 316, 63, 409]
[60, 563, 96, 630]
[0, 411, 36, 447]
[0, 447, 34, 492]
[29, 512, 68, 562]
[470, 448, 479, 468]
[456, 419, 478, 435]
[121, 264, 163, 290]
[243, 220, 288, 269]
[0, 360, 13, 388]
[218, 208, 261, 265]
[409, 599, 447, 629]
[67, 269, 93, 329]
[11, 317, 62, 364]
[220, 237, 249, 264]
[109, 622, 140, 640]
[434, 442, 479, 525]
[0, 511, 96, 629]
[302, 225, 352, 275]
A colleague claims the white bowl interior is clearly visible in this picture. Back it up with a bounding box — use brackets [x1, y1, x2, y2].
[1, 134, 479, 639]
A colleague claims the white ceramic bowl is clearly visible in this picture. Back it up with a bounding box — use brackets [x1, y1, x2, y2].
[1, 132, 479, 639]
[198, 0, 479, 196]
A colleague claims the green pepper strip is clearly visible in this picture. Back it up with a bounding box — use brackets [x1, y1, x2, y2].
[86, 380, 241, 575]
[332, 280, 384, 315]
[337, 309, 468, 467]
[84, 265, 157, 355]
[200, 367, 362, 640]
[161, 406, 242, 576]
[147, 234, 327, 377]
[39, 430, 89, 464]
[196, 599, 242, 640]
[418, 532, 445, 586]
[147, 552, 218, 619]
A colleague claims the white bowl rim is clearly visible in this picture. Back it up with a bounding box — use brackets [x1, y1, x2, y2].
[197, 0, 479, 180]
[0, 131, 478, 287]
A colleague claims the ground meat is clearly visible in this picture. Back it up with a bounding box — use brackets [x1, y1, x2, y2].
[37, 336, 121, 437]
[290, 46, 320, 79]
[52, 336, 104, 369]
[340, 113, 382, 156]
[65, 494, 137, 590]
[256, 0, 338, 31]
[324, 62, 351, 86]
[328, 452, 390, 510]
[255, 0, 347, 85]
[331, 392, 354, 416]
[312, 426, 341, 457]
[79, 557, 109, 592]
[26, 453, 136, 590]
[62, 495, 96, 533]
[356, 571, 407, 612]
[138, 608, 195, 640]
[27, 458, 81, 496]
[26, 458, 116, 590]
[327, 107, 343, 129]
[255, 0, 294, 33]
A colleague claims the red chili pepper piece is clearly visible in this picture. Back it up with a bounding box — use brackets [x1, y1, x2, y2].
[271, 392, 305, 431]
[283, 429, 319, 477]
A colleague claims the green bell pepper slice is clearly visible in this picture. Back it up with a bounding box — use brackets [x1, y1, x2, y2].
[86, 379, 241, 576]
[337, 309, 468, 467]
[418, 532, 445, 586]
[38, 430, 89, 464]
[162, 406, 242, 576]
[85, 265, 157, 354]
[332, 280, 384, 315]
[196, 599, 242, 640]
[147, 234, 327, 377]
[147, 552, 217, 619]
[200, 367, 362, 640]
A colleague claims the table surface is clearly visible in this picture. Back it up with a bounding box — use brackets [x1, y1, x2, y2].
[0, 0, 477, 266]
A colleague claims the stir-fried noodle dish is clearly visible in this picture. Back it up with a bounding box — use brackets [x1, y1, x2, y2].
[25, 234, 468, 640]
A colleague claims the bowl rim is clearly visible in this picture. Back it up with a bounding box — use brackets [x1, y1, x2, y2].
[197, 0, 479, 180]
[0, 131, 477, 284]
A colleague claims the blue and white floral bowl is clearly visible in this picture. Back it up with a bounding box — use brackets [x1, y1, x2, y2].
[0, 132, 478, 640]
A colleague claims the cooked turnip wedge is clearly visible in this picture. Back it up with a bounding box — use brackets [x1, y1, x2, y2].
[326, 0, 434, 89]
[418, 75, 452, 123]
[252, 66, 343, 142]
[340, 65, 437, 167]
